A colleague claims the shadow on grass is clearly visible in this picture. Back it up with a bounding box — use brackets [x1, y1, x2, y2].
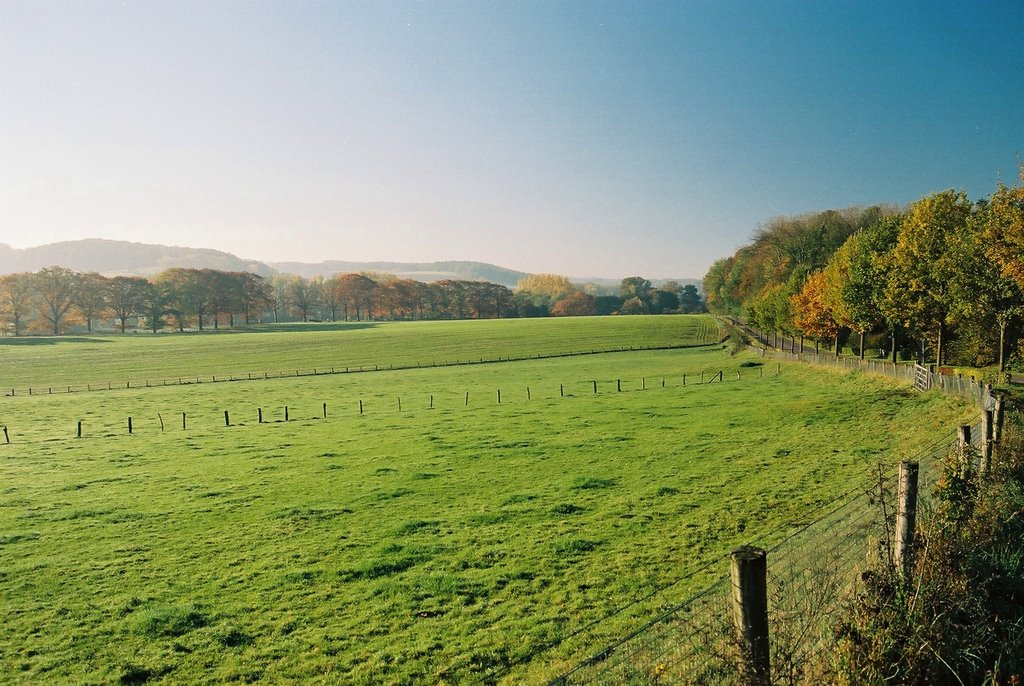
[0, 336, 113, 346]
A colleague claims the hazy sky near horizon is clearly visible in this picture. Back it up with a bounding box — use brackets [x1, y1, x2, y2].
[2, 1, 1022, 279]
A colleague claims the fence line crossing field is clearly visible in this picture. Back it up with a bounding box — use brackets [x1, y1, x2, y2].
[0, 315, 975, 683]
[0, 315, 721, 392]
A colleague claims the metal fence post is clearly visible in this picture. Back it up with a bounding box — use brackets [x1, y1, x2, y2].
[730, 546, 770, 684]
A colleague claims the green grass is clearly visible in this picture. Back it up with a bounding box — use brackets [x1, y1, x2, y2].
[0, 316, 977, 684]
[0, 314, 720, 391]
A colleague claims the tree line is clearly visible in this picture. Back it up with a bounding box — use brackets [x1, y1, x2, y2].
[703, 174, 1024, 371]
[0, 267, 705, 335]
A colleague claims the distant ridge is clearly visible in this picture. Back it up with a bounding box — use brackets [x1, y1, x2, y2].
[0, 239, 275, 277]
[0, 239, 700, 290]
[268, 260, 530, 288]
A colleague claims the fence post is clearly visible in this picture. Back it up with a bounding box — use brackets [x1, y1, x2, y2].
[994, 396, 1005, 443]
[730, 545, 770, 684]
[128, 417, 133, 434]
[224, 410, 230, 427]
[895, 461, 919, 578]
[182, 413, 187, 430]
[958, 424, 973, 477]
[980, 410, 994, 476]
[77, 421, 82, 438]
[258, 408, 263, 424]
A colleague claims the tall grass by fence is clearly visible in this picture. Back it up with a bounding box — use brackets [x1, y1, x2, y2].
[546, 422, 979, 685]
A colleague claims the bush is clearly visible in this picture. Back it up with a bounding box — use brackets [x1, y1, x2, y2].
[830, 411, 1024, 683]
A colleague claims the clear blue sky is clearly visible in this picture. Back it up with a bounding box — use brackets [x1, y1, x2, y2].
[1, 1, 1022, 279]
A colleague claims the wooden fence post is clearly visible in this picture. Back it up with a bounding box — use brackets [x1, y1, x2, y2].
[359, 400, 363, 415]
[592, 380, 598, 394]
[258, 408, 263, 424]
[285, 406, 289, 421]
[730, 545, 770, 684]
[981, 410, 994, 476]
[994, 396, 1005, 443]
[323, 403, 327, 418]
[895, 461, 919, 578]
[560, 384, 564, 397]
[182, 413, 187, 430]
[3, 426, 8, 443]
[128, 417, 133, 434]
[77, 421, 82, 438]
[398, 397, 402, 411]
[958, 424, 973, 477]
[617, 379, 622, 392]
[224, 410, 230, 427]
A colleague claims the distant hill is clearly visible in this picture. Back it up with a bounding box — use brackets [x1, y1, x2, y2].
[0, 239, 275, 277]
[269, 260, 530, 288]
[0, 239, 700, 290]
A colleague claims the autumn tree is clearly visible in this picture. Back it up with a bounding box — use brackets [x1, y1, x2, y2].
[791, 270, 840, 353]
[551, 291, 596, 316]
[156, 268, 212, 331]
[239, 273, 273, 324]
[335, 273, 378, 321]
[983, 172, 1024, 288]
[35, 266, 80, 335]
[288, 276, 321, 322]
[107, 276, 151, 333]
[73, 272, 111, 332]
[0, 273, 36, 336]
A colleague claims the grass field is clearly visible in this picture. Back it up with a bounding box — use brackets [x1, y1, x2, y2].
[0, 316, 976, 684]
[0, 315, 720, 391]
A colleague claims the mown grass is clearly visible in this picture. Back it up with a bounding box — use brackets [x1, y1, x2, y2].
[0, 317, 977, 684]
[0, 314, 720, 390]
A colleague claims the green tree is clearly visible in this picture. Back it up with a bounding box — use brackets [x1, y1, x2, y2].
[880, 190, 972, 365]
[952, 195, 1024, 371]
[620, 277, 653, 308]
[678, 284, 705, 314]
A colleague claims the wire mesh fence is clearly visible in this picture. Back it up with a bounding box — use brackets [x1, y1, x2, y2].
[547, 422, 976, 685]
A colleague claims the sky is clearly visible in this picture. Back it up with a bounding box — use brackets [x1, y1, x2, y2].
[1, 1, 1022, 280]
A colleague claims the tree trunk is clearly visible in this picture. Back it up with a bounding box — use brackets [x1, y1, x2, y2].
[859, 330, 865, 360]
[891, 330, 898, 366]
[936, 321, 944, 367]
[999, 320, 1007, 372]
[835, 333, 840, 357]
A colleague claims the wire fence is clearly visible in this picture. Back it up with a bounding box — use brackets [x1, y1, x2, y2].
[0, 341, 727, 399]
[547, 423, 973, 685]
